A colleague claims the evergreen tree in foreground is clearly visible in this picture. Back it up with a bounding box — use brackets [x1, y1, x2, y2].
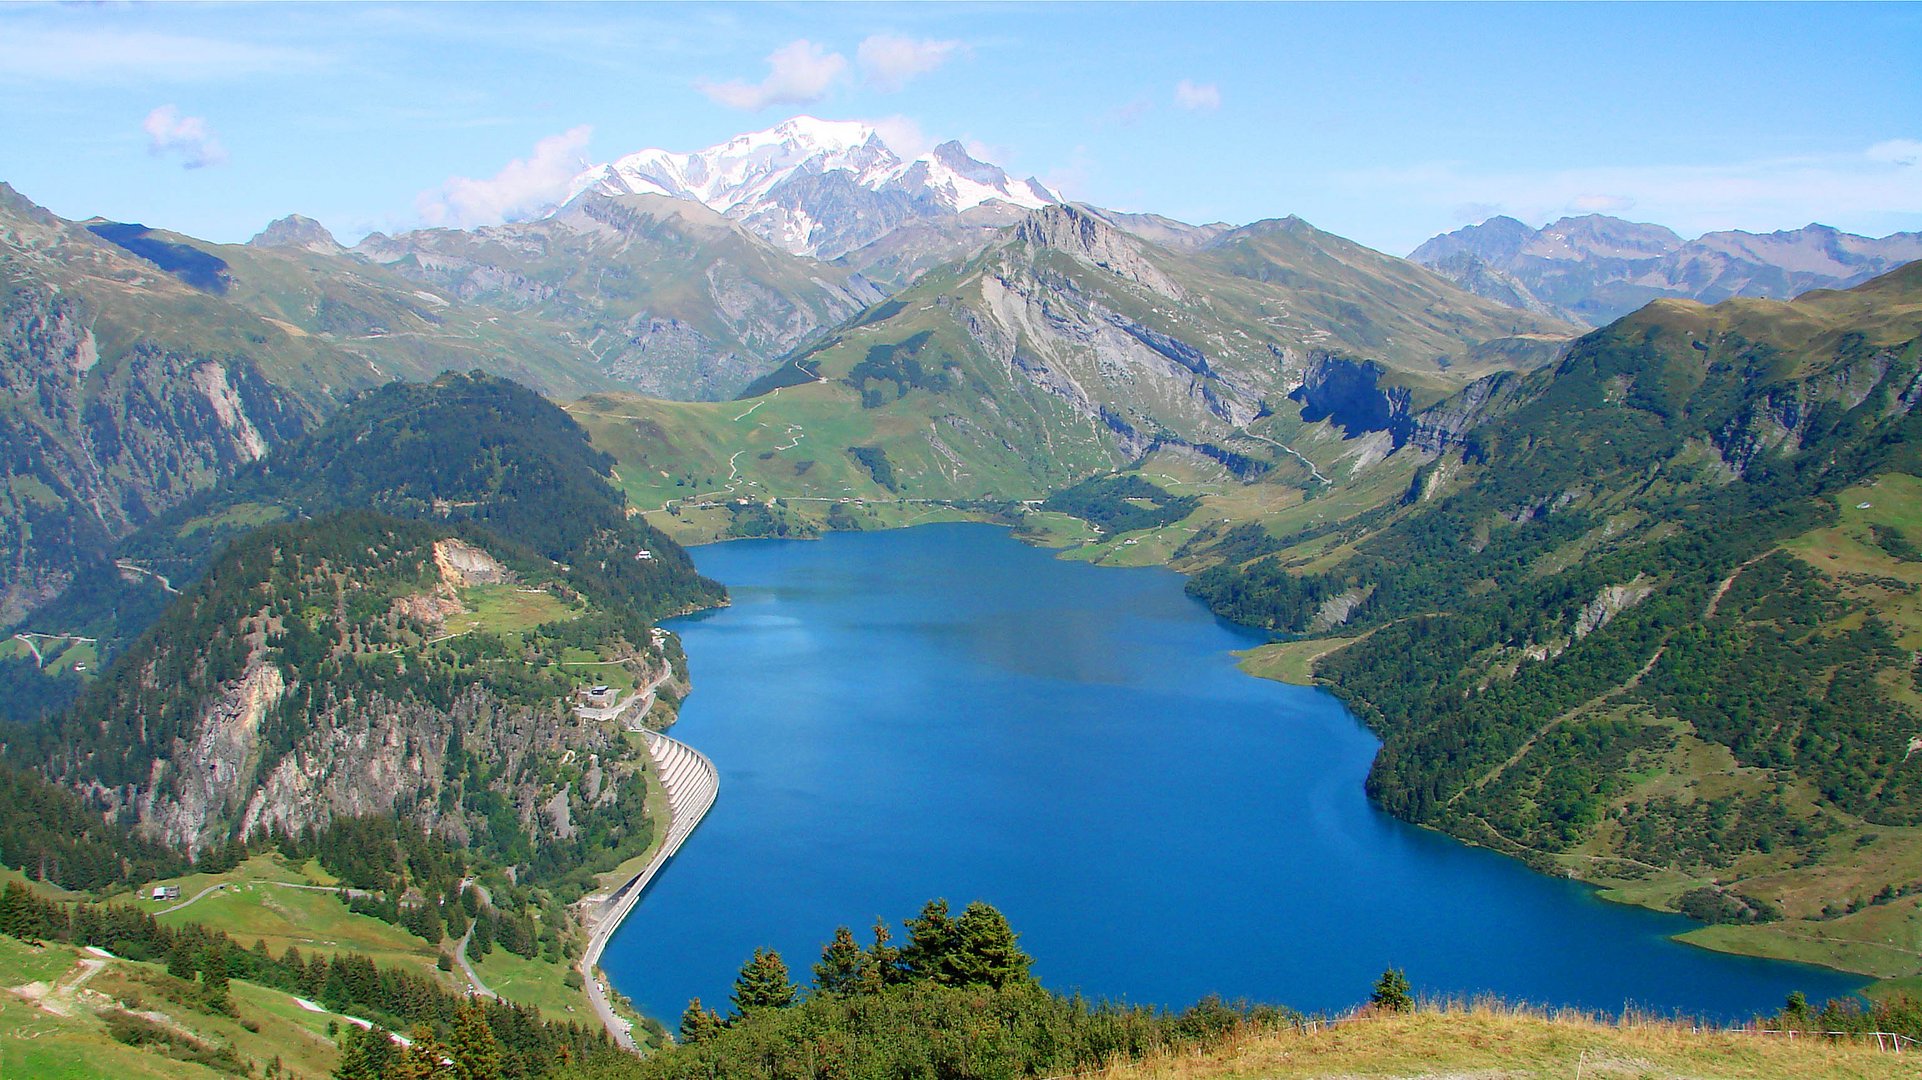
[949, 901, 1033, 989]
[678, 997, 722, 1044]
[450, 996, 503, 1080]
[901, 898, 1034, 989]
[729, 947, 796, 1017]
[812, 924, 868, 996]
[1370, 967, 1413, 1013]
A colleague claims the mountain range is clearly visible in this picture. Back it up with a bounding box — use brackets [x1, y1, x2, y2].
[6, 113, 1922, 1057]
[1412, 213, 1922, 325]
[570, 115, 1057, 265]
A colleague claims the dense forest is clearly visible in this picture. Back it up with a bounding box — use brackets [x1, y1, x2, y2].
[1187, 283, 1922, 878]
[1040, 474, 1200, 535]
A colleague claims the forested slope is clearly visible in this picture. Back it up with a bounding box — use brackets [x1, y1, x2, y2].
[1183, 264, 1922, 968]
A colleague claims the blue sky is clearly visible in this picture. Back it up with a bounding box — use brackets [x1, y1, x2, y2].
[2, 2, 1917, 255]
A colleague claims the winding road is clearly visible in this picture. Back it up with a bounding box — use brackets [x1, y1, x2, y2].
[577, 728, 719, 1049]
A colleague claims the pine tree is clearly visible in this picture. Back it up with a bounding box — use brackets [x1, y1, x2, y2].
[200, 943, 231, 1010]
[812, 925, 867, 996]
[900, 898, 958, 983]
[167, 942, 197, 982]
[679, 997, 722, 1044]
[331, 1025, 396, 1080]
[449, 997, 502, 1080]
[729, 947, 796, 1016]
[1370, 967, 1413, 1013]
[950, 901, 1033, 989]
[390, 1025, 448, 1080]
[861, 918, 899, 994]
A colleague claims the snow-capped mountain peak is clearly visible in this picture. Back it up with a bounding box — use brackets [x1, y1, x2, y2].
[568, 117, 1056, 259]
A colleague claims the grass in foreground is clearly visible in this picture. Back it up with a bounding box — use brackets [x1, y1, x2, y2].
[1099, 1001, 1913, 1080]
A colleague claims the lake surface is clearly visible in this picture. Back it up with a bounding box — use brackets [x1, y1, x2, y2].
[603, 523, 1860, 1021]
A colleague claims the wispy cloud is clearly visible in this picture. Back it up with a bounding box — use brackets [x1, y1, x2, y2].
[1344, 141, 1922, 238]
[415, 126, 593, 229]
[143, 105, 226, 169]
[697, 39, 847, 110]
[1173, 80, 1221, 112]
[857, 34, 961, 92]
[0, 27, 328, 82]
[1103, 96, 1153, 128]
[868, 115, 934, 159]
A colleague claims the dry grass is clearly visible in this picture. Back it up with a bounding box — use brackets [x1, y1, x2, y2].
[1095, 1001, 1914, 1079]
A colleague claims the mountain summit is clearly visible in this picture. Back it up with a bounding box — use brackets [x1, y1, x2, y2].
[568, 116, 1057, 261]
[1412, 213, 1922, 325]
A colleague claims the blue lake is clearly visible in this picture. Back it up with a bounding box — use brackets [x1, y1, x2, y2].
[602, 522, 1860, 1022]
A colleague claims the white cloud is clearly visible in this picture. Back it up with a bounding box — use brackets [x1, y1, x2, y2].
[0, 27, 327, 82]
[1868, 139, 1922, 167]
[857, 34, 961, 92]
[415, 125, 593, 229]
[697, 39, 847, 110]
[1173, 79, 1221, 112]
[143, 105, 226, 169]
[868, 115, 934, 159]
[1342, 141, 1922, 239]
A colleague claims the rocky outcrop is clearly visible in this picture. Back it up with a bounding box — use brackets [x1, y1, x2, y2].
[1289, 355, 1414, 444]
[433, 538, 507, 586]
[0, 287, 308, 626]
[247, 214, 345, 256]
[1013, 204, 1189, 301]
[1574, 577, 1655, 639]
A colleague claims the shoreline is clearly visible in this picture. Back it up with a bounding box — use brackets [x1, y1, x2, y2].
[1232, 637, 1892, 990]
[576, 727, 719, 1050]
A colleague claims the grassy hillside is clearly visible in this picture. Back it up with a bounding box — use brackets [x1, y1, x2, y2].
[1172, 263, 1922, 980]
[1098, 1003, 1917, 1080]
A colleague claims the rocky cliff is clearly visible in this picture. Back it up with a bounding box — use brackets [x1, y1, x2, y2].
[0, 286, 309, 626]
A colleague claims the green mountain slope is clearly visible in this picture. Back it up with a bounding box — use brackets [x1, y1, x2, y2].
[0, 184, 354, 628]
[568, 203, 1576, 545]
[13, 373, 721, 857]
[357, 192, 886, 400]
[1177, 263, 1922, 976]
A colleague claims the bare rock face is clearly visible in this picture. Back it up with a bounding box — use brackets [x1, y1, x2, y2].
[0, 287, 307, 626]
[247, 214, 345, 257]
[1013, 204, 1189, 302]
[433, 538, 508, 586]
[1574, 577, 1655, 639]
[113, 641, 643, 855]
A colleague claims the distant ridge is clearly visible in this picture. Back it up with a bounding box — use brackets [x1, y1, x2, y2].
[1411, 213, 1922, 325]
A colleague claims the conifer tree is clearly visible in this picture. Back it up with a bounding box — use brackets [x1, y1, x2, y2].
[861, 918, 900, 994]
[200, 943, 231, 1009]
[679, 997, 722, 1044]
[730, 947, 796, 1016]
[900, 898, 958, 983]
[812, 925, 867, 996]
[332, 1025, 397, 1080]
[449, 996, 502, 1080]
[1370, 967, 1413, 1013]
[950, 901, 1033, 989]
[391, 1025, 449, 1080]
